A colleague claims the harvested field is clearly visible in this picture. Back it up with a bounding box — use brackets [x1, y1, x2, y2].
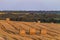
[0, 20, 60, 40]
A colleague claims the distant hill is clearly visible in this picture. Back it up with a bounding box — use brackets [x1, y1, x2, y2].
[0, 11, 60, 14]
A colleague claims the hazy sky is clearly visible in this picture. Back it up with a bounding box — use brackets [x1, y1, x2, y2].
[0, 0, 60, 11]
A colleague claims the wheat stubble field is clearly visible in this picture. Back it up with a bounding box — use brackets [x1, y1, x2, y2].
[0, 20, 60, 40]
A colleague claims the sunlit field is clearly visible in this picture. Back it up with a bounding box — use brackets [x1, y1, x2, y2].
[0, 19, 60, 40]
[0, 0, 60, 40]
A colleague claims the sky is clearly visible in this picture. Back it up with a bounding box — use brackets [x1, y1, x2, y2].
[0, 0, 60, 11]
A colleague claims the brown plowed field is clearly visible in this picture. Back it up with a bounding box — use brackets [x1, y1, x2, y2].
[0, 20, 60, 40]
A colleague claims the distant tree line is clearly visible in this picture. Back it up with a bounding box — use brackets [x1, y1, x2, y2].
[0, 11, 60, 23]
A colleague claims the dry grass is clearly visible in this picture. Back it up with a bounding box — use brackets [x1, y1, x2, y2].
[0, 20, 60, 40]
